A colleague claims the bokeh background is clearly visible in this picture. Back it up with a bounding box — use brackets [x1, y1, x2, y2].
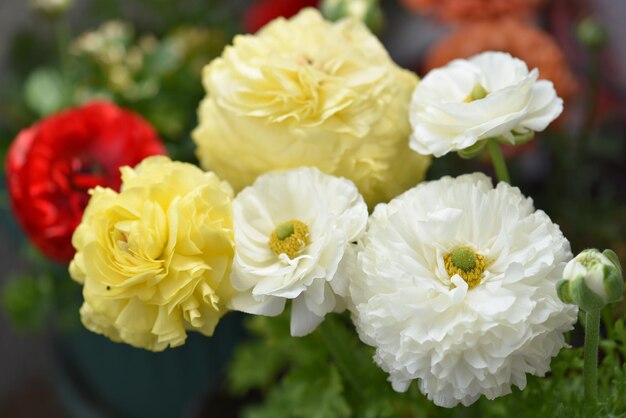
[0, 1, 625, 417]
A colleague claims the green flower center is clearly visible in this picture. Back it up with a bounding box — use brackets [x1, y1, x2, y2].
[444, 246, 486, 289]
[269, 220, 310, 259]
[464, 83, 489, 103]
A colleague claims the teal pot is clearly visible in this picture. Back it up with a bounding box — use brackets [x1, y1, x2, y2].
[54, 312, 245, 418]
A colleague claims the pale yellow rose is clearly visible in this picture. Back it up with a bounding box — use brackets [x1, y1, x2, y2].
[192, 8, 430, 207]
[69, 156, 235, 351]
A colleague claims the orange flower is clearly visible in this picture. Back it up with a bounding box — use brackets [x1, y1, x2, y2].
[424, 19, 577, 101]
[402, 0, 544, 22]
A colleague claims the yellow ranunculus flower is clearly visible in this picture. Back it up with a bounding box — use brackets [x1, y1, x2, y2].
[192, 8, 430, 207]
[69, 156, 235, 351]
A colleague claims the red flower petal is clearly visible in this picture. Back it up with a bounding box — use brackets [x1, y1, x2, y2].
[5, 101, 167, 263]
[243, 0, 319, 33]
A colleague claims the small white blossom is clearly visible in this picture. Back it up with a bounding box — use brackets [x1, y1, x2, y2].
[230, 167, 368, 336]
[409, 52, 563, 157]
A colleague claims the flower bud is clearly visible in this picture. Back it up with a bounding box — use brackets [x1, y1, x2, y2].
[557, 249, 624, 311]
[576, 17, 608, 51]
[30, 0, 72, 17]
[321, 0, 384, 34]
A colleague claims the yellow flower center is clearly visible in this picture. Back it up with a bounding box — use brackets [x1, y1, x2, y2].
[464, 83, 489, 103]
[444, 246, 486, 289]
[269, 220, 310, 259]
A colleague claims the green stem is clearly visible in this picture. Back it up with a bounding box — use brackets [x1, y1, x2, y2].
[319, 316, 363, 398]
[577, 49, 601, 166]
[584, 309, 601, 408]
[53, 17, 70, 76]
[487, 138, 511, 184]
[601, 304, 615, 341]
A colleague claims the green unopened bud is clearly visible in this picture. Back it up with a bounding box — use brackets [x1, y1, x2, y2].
[321, 0, 384, 34]
[557, 249, 624, 311]
[30, 0, 72, 17]
[577, 17, 608, 51]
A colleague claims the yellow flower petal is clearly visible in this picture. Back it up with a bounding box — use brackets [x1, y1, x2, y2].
[192, 9, 430, 207]
[70, 156, 235, 351]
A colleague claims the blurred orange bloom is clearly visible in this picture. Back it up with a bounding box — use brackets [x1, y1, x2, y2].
[402, 0, 545, 22]
[424, 19, 578, 101]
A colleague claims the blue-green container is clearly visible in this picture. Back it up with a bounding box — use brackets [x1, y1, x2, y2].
[54, 313, 245, 418]
[0, 178, 245, 417]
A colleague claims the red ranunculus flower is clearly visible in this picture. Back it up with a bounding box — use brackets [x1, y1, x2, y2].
[5, 101, 166, 263]
[243, 0, 319, 33]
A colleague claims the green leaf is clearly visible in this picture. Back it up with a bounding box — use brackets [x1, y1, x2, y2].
[23, 67, 69, 116]
[244, 365, 351, 418]
[228, 340, 287, 395]
[227, 311, 626, 417]
[602, 249, 622, 273]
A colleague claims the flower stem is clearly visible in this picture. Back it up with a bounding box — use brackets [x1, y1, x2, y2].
[584, 309, 601, 408]
[53, 17, 70, 76]
[487, 138, 510, 184]
[601, 304, 615, 341]
[577, 48, 601, 166]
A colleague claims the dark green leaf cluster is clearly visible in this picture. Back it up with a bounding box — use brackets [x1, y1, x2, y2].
[0, 0, 244, 164]
[1, 248, 82, 331]
[229, 313, 446, 418]
[228, 308, 626, 418]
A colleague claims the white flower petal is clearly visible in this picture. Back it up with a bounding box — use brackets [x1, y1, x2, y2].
[409, 51, 563, 157]
[305, 281, 337, 317]
[229, 292, 286, 316]
[329, 243, 358, 298]
[231, 167, 368, 336]
[291, 295, 325, 337]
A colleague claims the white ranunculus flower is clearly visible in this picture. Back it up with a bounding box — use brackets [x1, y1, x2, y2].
[349, 173, 577, 408]
[230, 167, 368, 336]
[409, 52, 563, 157]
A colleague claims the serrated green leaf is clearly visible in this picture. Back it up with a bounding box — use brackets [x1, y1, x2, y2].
[228, 340, 287, 395]
[244, 365, 351, 418]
